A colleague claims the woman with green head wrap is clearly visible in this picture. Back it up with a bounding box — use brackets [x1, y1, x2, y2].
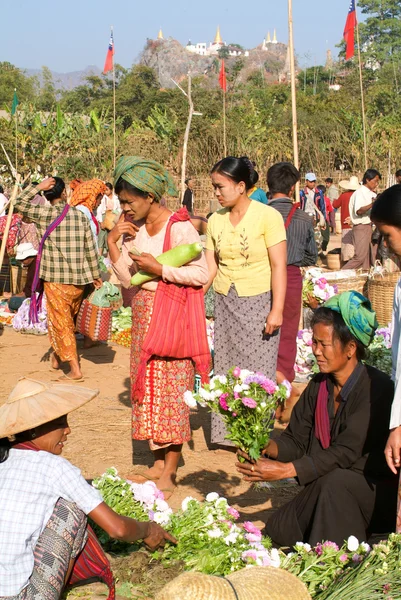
[236, 291, 398, 548]
[108, 157, 209, 499]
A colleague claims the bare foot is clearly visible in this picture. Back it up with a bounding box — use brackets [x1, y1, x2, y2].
[83, 336, 96, 349]
[126, 464, 164, 482]
[51, 353, 61, 370]
[157, 474, 177, 500]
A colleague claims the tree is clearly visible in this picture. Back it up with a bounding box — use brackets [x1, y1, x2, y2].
[36, 66, 57, 111]
[358, 0, 401, 66]
[0, 62, 35, 106]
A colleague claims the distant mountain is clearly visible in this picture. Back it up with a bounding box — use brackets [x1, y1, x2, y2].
[24, 65, 102, 91]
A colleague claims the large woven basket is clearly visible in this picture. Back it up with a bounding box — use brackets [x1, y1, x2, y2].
[325, 271, 369, 297]
[368, 272, 400, 325]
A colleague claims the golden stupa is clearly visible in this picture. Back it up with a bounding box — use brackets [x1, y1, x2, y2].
[273, 28, 277, 43]
[157, 28, 164, 40]
[214, 25, 222, 45]
[266, 31, 271, 43]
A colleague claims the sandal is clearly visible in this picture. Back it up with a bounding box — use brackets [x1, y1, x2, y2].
[57, 374, 85, 383]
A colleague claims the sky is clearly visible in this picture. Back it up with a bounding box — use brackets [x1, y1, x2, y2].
[3, 0, 357, 73]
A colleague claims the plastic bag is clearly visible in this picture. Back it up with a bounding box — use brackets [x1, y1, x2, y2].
[91, 281, 122, 308]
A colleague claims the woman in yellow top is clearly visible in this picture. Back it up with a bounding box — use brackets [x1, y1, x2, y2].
[205, 157, 287, 444]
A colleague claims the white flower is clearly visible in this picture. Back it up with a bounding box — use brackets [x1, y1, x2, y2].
[269, 548, 281, 568]
[182, 496, 198, 512]
[216, 375, 227, 384]
[209, 380, 216, 390]
[214, 388, 223, 397]
[239, 369, 252, 381]
[204, 514, 215, 526]
[208, 527, 223, 538]
[199, 388, 213, 401]
[206, 492, 219, 502]
[234, 384, 243, 393]
[347, 535, 359, 552]
[153, 511, 172, 526]
[155, 498, 169, 512]
[360, 542, 371, 553]
[260, 402, 266, 408]
[224, 532, 239, 545]
[131, 481, 158, 506]
[183, 390, 197, 408]
[215, 497, 228, 508]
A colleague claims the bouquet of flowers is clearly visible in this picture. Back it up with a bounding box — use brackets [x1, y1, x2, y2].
[206, 319, 214, 354]
[365, 324, 392, 376]
[302, 268, 338, 307]
[294, 329, 318, 379]
[184, 367, 290, 460]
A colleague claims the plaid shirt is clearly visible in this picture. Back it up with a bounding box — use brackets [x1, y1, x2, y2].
[14, 184, 100, 285]
[0, 449, 102, 596]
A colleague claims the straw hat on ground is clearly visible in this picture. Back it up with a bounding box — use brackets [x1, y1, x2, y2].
[339, 175, 360, 191]
[0, 377, 99, 438]
[155, 567, 311, 600]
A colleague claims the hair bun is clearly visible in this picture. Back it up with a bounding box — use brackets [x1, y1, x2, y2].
[240, 156, 255, 174]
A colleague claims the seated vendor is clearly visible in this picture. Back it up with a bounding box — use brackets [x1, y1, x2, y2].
[8, 243, 37, 312]
[0, 378, 176, 600]
[236, 291, 398, 547]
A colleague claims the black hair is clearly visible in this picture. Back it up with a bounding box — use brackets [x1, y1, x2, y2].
[211, 156, 255, 191]
[317, 184, 326, 195]
[395, 170, 401, 178]
[105, 182, 113, 191]
[114, 177, 150, 199]
[43, 177, 65, 202]
[371, 184, 401, 227]
[311, 307, 366, 360]
[206, 212, 214, 219]
[0, 438, 10, 463]
[363, 169, 381, 185]
[185, 178, 193, 185]
[0, 185, 3, 194]
[266, 162, 300, 196]
[325, 177, 333, 184]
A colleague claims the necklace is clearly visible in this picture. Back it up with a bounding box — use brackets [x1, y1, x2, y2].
[145, 208, 165, 225]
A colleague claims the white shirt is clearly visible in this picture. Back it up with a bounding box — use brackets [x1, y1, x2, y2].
[96, 194, 121, 222]
[349, 185, 376, 225]
[76, 205, 99, 249]
[0, 449, 102, 596]
[391, 277, 401, 428]
[304, 189, 316, 215]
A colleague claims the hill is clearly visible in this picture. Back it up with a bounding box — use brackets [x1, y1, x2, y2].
[24, 65, 102, 90]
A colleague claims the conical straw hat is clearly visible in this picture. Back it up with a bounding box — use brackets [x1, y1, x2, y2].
[339, 175, 360, 191]
[0, 377, 99, 438]
[155, 567, 311, 600]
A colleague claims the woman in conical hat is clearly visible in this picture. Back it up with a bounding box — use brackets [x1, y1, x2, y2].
[0, 378, 176, 600]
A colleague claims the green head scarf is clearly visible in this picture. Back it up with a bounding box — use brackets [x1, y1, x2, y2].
[114, 156, 178, 201]
[324, 291, 378, 347]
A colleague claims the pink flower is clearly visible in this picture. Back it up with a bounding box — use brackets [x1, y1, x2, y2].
[219, 397, 229, 411]
[234, 392, 240, 400]
[232, 412, 237, 417]
[339, 554, 348, 563]
[323, 541, 339, 551]
[246, 532, 262, 543]
[227, 507, 240, 520]
[315, 543, 323, 556]
[261, 379, 277, 394]
[243, 521, 261, 535]
[233, 367, 241, 378]
[242, 550, 257, 562]
[242, 397, 257, 409]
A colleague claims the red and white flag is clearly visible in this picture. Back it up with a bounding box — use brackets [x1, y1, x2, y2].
[103, 29, 114, 74]
[219, 60, 227, 93]
[343, 0, 357, 61]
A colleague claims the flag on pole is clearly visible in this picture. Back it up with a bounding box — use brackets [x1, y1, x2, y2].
[103, 29, 114, 74]
[343, 0, 357, 61]
[219, 60, 227, 92]
[11, 90, 19, 116]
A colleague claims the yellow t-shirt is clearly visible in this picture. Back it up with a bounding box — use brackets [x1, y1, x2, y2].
[206, 201, 286, 297]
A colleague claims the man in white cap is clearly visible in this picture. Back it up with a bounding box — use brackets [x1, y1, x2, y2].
[8, 243, 38, 312]
[333, 175, 360, 264]
[299, 173, 326, 222]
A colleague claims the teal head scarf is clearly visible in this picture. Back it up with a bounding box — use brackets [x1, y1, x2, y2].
[114, 156, 178, 201]
[324, 291, 378, 347]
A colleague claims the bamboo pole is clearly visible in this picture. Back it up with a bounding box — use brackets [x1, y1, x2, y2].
[180, 73, 194, 203]
[0, 177, 20, 272]
[355, 8, 368, 171]
[1, 143, 17, 179]
[288, 0, 300, 199]
[112, 25, 117, 173]
[15, 111, 18, 173]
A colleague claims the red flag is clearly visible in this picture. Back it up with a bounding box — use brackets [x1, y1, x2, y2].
[219, 60, 227, 93]
[103, 30, 114, 74]
[343, 0, 357, 61]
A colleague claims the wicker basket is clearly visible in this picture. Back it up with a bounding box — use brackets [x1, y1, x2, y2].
[368, 272, 400, 325]
[325, 271, 369, 297]
[326, 254, 341, 271]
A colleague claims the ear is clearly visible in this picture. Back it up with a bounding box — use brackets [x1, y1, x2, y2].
[346, 339, 358, 359]
[289, 184, 296, 198]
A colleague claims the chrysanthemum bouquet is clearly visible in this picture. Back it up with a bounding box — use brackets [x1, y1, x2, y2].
[365, 324, 392, 376]
[294, 329, 319, 379]
[184, 367, 291, 460]
[302, 268, 338, 307]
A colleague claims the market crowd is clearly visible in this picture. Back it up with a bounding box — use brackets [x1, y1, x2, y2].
[1, 157, 401, 599]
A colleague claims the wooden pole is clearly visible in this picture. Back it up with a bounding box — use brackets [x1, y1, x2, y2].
[180, 73, 194, 203]
[355, 8, 368, 171]
[0, 177, 20, 272]
[15, 111, 18, 174]
[288, 0, 300, 198]
[112, 25, 117, 173]
[1, 143, 17, 179]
